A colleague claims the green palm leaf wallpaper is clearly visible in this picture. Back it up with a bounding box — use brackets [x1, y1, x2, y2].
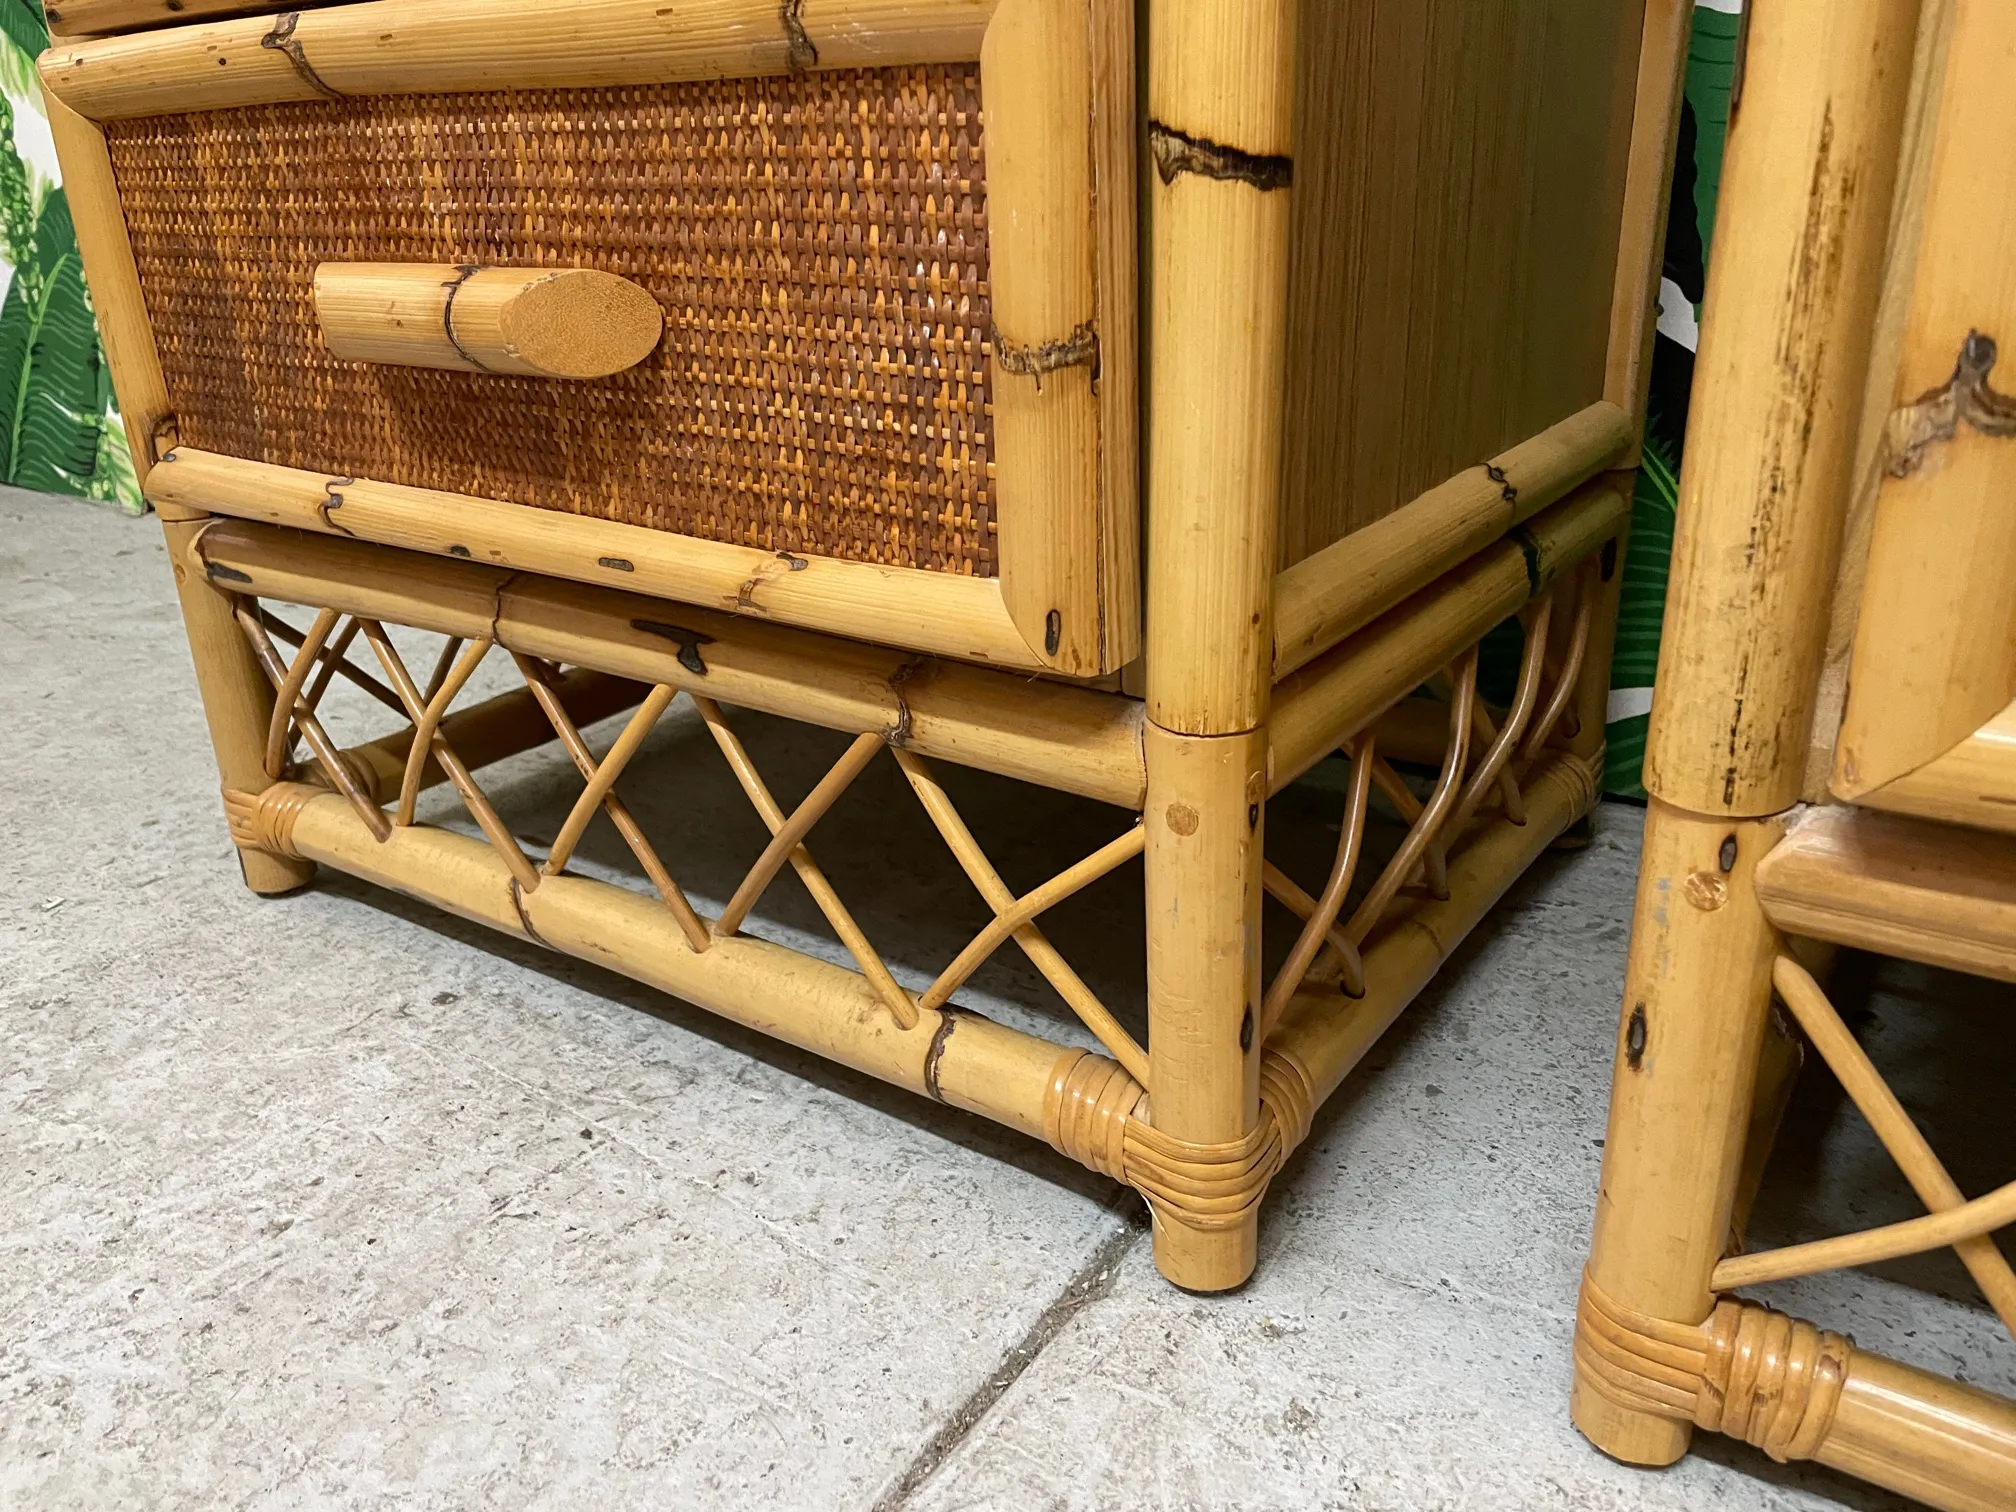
[0, 0, 140, 511]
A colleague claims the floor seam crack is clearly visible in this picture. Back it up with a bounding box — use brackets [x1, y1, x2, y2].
[868, 1209, 1144, 1511]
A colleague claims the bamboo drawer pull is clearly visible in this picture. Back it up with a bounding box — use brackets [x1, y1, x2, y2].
[313, 263, 663, 379]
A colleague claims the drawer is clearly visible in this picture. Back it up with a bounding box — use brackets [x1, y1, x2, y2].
[43, 0, 1138, 676]
[104, 73, 999, 574]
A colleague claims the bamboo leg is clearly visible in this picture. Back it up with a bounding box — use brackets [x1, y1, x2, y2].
[1142, 0, 1296, 1291]
[160, 518, 317, 895]
[1143, 723, 1268, 1290]
[1575, 801, 1790, 1465]
[1574, 0, 1921, 1471]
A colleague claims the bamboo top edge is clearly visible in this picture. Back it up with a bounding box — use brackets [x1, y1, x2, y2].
[40, 0, 1002, 121]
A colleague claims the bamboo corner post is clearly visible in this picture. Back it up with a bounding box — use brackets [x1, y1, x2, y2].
[1141, 0, 1296, 1291]
[313, 263, 664, 379]
[159, 519, 316, 895]
[1575, 0, 1926, 1473]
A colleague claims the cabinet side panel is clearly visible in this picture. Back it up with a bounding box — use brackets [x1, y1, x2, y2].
[1280, 0, 1644, 567]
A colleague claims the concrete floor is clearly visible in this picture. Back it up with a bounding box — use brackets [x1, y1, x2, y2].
[4, 490, 2013, 1510]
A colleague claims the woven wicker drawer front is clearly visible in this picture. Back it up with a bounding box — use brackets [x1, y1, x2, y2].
[105, 68, 998, 577]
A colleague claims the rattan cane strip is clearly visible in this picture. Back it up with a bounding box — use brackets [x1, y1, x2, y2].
[105, 68, 997, 575]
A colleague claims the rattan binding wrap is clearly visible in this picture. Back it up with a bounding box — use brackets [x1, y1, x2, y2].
[105, 69, 997, 575]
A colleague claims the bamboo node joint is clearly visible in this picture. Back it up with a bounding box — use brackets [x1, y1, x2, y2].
[994, 321, 1099, 390]
[1888, 329, 2016, 477]
[261, 13, 344, 100]
[1147, 122, 1293, 191]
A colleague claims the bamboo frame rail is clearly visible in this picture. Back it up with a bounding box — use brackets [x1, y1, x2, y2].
[41, 0, 1001, 120]
[1272, 402, 1631, 679]
[1754, 804, 2016, 984]
[151, 450, 1048, 673]
[236, 781, 1074, 1129]
[1269, 480, 1626, 792]
[186, 519, 1147, 809]
[228, 574, 1165, 1052]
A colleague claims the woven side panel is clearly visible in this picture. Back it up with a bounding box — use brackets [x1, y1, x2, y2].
[105, 71, 997, 576]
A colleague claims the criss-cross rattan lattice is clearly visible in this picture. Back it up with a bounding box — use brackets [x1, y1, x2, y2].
[1707, 954, 2016, 1341]
[233, 601, 1158, 1063]
[1260, 568, 1596, 1032]
[229, 563, 1599, 1195]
